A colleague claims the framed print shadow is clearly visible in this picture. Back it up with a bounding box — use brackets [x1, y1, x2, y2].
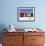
[17, 7, 35, 22]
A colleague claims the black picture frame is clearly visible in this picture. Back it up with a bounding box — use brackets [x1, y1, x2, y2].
[17, 7, 35, 22]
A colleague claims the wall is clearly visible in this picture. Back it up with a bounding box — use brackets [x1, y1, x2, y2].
[0, 0, 46, 30]
[0, 0, 46, 43]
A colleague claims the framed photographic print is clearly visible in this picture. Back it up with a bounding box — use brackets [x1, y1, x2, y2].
[17, 7, 35, 22]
